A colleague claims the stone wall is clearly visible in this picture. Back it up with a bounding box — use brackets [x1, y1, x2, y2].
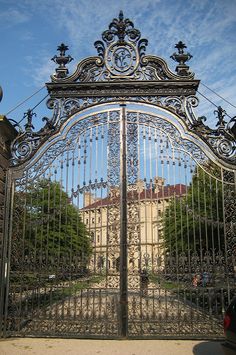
[0, 115, 17, 268]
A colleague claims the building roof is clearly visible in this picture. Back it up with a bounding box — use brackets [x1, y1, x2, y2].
[81, 184, 187, 210]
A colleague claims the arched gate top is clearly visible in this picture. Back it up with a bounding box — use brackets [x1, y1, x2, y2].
[10, 11, 236, 169]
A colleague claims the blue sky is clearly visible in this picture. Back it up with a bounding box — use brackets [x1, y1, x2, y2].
[0, 0, 236, 129]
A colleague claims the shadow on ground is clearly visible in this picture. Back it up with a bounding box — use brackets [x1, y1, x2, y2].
[193, 341, 224, 355]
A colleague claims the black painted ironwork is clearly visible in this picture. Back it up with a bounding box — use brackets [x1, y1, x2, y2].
[170, 41, 193, 76]
[0, 86, 3, 102]
[51, 43, 74, 78]
[0, 11, 236, 340]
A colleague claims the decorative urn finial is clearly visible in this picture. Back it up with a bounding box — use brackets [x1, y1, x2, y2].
[170, 41, 193, 76]
[51, 43, 74, 79]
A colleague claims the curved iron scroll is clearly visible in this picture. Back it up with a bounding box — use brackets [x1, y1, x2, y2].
[11, 99, 236, 167]
[50, 11, 194, 83]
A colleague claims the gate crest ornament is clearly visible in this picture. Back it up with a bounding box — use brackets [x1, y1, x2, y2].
[50, 10, 194, 82]
[9, 11, 236, 167]
[95, 10, 146, 78]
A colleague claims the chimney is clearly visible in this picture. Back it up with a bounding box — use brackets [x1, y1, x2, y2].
[84, 192, 95, 207]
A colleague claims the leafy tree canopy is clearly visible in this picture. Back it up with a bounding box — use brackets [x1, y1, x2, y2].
[164, 165, 224, 257]
[12, 179, 92, 274]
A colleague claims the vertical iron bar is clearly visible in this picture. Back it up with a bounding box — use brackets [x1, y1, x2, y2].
[119, 103, 128, 338]
[197, 165, 203, 263]
[148, 125, 154, 272]
[0, 170, 14, 337]
[221, 168, 228, 281]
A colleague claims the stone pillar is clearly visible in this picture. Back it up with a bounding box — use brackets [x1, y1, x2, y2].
[0, 115, 17, 266]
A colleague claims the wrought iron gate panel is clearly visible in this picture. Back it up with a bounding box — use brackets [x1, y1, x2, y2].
[1, 104, 236, 339]
[125, 110, 235, 338]
[1, 109, 127, 338]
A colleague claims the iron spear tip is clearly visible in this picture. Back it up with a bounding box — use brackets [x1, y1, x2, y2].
[119, 10, 124, 20]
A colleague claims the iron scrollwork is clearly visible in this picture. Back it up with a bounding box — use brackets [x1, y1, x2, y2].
[3, 11, 236, 341]
[13, 112, 110, 185]
[11, 109, 56, 165]
[183, 99, 236, 163]
[50, 11, 194, 83]
[193, 106, 236, 163]
[10, 94, 236, 166]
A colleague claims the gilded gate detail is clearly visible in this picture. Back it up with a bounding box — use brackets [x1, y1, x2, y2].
[0, 12, 235, 339]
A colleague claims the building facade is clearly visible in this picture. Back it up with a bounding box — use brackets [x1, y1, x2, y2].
[81, 178, 186, 273]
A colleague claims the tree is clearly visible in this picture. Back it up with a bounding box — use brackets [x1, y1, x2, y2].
[163, 165, 224, 258]
[11, 179, 92, 277]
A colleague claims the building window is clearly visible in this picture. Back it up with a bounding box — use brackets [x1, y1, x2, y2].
[86, 218, 89, 224]
[98, 217, 101, 223]
[97, 235, 100, 243]
[92, 217, 95, 223]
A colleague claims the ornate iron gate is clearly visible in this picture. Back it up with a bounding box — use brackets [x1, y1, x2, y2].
[0, 12, 236, 339]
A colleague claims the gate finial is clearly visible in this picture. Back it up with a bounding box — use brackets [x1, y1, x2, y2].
[119, 10, 124, 21]
[215, 106, 227, 128]
[24, 109, 35, 133]
[101, 11, 141, 44]
[51, 43, 74, 79]
[170, 41, 193, 76]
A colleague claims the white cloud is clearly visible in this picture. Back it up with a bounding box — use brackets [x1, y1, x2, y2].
[20, 31, 35, 41]
[2, 0, 236, 126]
[24, 53, 55, 86]
[0, 8, 30, 27]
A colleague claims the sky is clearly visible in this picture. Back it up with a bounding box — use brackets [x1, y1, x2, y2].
[0, 0, 236, 130]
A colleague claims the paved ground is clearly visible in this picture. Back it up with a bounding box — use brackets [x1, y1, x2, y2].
[0, 338, 225, 355]
[3, 279, 226, 353]
[10, 282, 222, 337]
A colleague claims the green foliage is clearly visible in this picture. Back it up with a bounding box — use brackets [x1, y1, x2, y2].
[149, 274, 179, 290]
[163, 166, 224, 255]
[12, 179, 92, 272]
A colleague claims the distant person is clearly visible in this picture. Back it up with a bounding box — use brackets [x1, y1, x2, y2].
[192, 275, 198, 287]
[140, 269, 149, 295]
[202, 271, 209, 287]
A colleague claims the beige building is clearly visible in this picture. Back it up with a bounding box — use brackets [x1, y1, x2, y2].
[81, 178, 186, 273]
